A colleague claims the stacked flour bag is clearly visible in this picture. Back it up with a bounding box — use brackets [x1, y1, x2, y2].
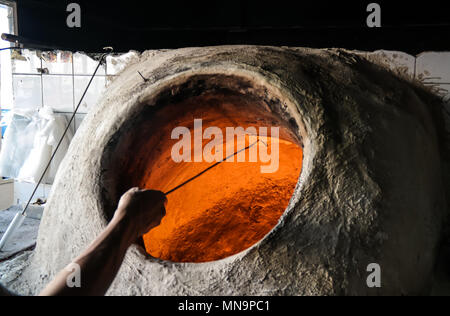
[0, 107, 73, 184]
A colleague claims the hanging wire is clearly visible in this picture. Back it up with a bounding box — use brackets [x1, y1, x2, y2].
[20, 47, 113, 216]
[0, 47, 21, 52]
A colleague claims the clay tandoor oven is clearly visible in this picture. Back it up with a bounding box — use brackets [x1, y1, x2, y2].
[105, 74, 304, 263]
[17, 46, 448, 296]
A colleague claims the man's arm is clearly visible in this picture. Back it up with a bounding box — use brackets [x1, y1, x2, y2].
[39, 188, 167, 296]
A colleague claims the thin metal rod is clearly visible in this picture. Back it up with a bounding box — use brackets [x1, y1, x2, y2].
[137, 71, 149, 82]
[165, 140, 260, 196]
[0, 47, 20, 52]
[20, 51, 110, 216]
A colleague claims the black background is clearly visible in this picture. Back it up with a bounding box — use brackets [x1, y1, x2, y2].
[11, 0, 450, 54]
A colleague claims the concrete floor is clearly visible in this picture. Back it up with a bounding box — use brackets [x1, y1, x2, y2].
[0, 250, 33, 292]
[0, 205, 42, 293]
[0, 205, 42, 261]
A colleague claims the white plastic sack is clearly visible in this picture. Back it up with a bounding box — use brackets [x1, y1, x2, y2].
[0, 107, 73, 184]
[0, 108, 38, 178]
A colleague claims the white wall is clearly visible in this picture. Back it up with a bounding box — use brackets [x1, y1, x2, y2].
[13, 181, 51, 206]
[1, 51, 137, 207]
[0, 3, 14, 154]
[0, 4, 13, 110]
[0, 178, 13, 210]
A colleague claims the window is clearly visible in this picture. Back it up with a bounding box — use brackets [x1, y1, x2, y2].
[0, 1, 16, 113]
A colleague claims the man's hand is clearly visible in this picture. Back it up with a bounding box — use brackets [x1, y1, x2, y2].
[115, 188, 167, 241]
[39, 188, 167, 296]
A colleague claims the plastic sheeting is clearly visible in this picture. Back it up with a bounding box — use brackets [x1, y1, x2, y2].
[0, 107, 73, 184]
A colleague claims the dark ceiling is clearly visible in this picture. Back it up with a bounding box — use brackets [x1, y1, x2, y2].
[11, 0, 450, 54]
